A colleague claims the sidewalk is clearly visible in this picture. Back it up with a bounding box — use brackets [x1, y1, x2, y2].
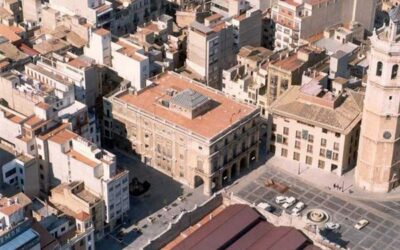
[267, 156, 400, 201]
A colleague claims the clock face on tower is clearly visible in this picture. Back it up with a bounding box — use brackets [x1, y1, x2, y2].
[383, 131, 392, 140]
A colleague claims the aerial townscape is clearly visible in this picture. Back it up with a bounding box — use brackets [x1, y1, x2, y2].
[0, 0, 399, 249]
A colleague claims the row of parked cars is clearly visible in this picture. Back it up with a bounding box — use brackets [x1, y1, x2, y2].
[275, 196, 305, 215]
[257, 195, 369, 232]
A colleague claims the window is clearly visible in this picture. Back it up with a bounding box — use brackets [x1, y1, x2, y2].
[302, 130, 308, 140]
[308, 134, 314, 143]
[295, 131, 301, 139]
[333, 152, 339, 161]
[335, 133, 341, 138]
[334, 142, 340, 151]
[392, 64, 398, 79]
[305, 156, 312, 165]
[283, 127, 289, 135]
[295, 140, 301, 149]
[321, 138, 327, 147]
[318, 160, 325, 169]
[326, 150, 332, 159]
[322, 128, 328, 133]
[282, 137, 288, 145]
[272, 124, 277, 131]
[307, 145, 313, 153]
[320, 148, 326, 157]
[293, 152, 300, 161]
[376, 61, 383, 76]
[281, 148, 288, 157]
[5, 169, 16, 178]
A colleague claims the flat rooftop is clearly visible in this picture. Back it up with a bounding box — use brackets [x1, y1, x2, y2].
[74, 188, 101, 205]
[115, 72, 257, 139]
[67, 149, 98, 168]
[115, 40, 148, 62]
[47, 128, 77, 145]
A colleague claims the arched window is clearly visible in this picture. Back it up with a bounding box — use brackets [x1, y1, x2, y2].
[391, 64, 398, 79]
[377, 61, 383, 76]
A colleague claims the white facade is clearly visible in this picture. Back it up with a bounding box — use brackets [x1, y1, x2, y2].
[272, 0, 377, 50]
[46, 130, 129, 224]
[111, 40, 150, 91]
[84, 29, 112, 66]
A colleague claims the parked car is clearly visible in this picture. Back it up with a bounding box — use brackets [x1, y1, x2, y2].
[325, 222, 341, 230]
[257, 202, 273, 212]
[282, 197, 296, 209]
[275, 196, 287, 204]
[354, 219, 369, 230]
[291, 202, 305, 215]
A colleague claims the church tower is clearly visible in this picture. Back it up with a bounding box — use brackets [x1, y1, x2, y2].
[355, 6, 400, 192]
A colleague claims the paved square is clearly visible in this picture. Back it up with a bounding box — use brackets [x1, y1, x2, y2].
[227, 162, 400, 249]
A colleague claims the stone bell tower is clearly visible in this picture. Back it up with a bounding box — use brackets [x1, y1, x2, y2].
[355, 6, 400, 192]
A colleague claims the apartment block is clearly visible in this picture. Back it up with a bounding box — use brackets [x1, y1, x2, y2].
[185, 0, 262, 89]
[0, 193, 40, 249]
[266, 46, 326, 105]
[85, 28, 150, 92]
[49, 0, 168, 35]
[186, 19, 235, 89]
[0, 69, 99, 145]
[104, 71, 260, 195]
[29, 54, 102, 109]
[268, 82, 363, 175]
[129, 14, 187, 72]
[38, 213, 94, 250]
[272, 0, 377, 50]
[84, 28, 112, 66]
[231, 8, 262, 52]
[222, 46, 274, 106]
[2, 154, 39, 198]
[50, 181, 104, 239]
[262, 9, 276, 50]
[111, 39, 150, 91]
[22, 0, 41, 23]
[39, 126, 129, 231]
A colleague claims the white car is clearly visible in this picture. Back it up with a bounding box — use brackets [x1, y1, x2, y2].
[257, 202, 273, 212]
[275, 196, 287, 204]
[325, 222, 341, 230]
[282, 197, 296, 209]
[354, 219, 369, 230]
[291, 202, 305, 214]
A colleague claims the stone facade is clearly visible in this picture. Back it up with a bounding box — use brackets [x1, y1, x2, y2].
[355, 7, 400, 192]
[104, 71, 261, 195]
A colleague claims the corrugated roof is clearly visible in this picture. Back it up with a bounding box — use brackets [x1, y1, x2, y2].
[227, 223, 310, 250]
[172, 204, 261, 250]
[0, 228, 38, 250]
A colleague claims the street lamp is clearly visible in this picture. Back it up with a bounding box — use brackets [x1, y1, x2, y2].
[297, 162, 301, 175]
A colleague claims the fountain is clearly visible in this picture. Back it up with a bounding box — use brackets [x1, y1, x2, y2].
[306, 209, 329, 224]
